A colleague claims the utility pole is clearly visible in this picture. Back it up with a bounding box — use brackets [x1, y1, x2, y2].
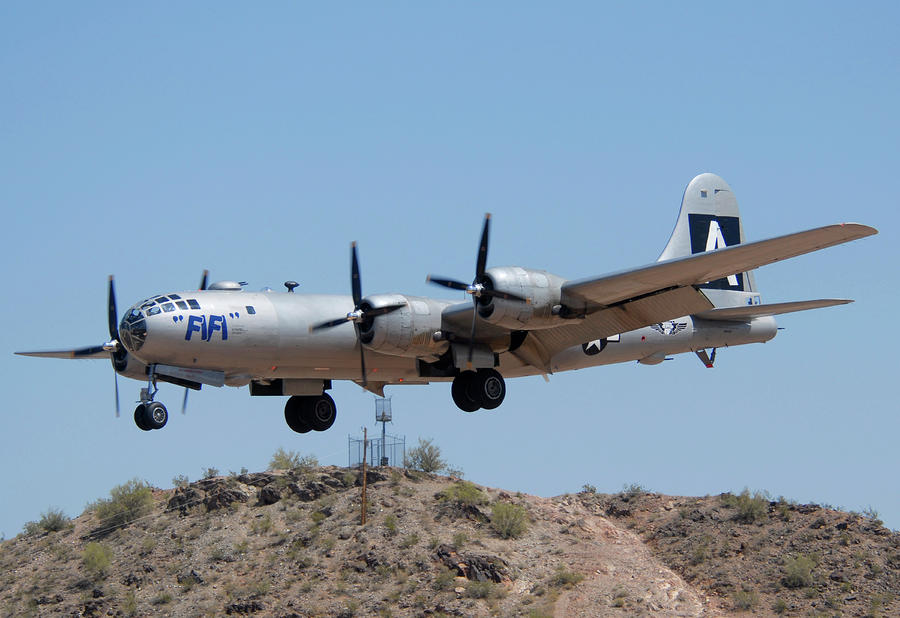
[361, 427, 368, 526]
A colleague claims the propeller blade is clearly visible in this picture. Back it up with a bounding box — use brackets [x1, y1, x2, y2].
[350, 242, 362, 308]
[475, 213, 491, 280]
[355, 324, 368, 387]
[182, 388, 189, 414]
[468, 299, 478, 365]
[480, 288, 528, 303]
[364, 303, 405, 318]
[426, 276, 469, 292]
[309, 316, 352, 332]
[107, 275, 118, 342]
[114, 371, 120, 418]
[199, 269, 209, 290]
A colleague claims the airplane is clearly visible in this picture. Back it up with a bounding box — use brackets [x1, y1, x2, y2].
[16, 173, 877, 433]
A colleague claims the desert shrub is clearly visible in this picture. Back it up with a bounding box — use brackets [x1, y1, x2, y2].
[399, 533, 419, 549]
[82, 542, 112, 578]
[732, 588, 758, 610]
[439, 481, 488, 506]
[782, 554, 817, 588]
[466, 580, 504, 599]
[405, 438, 446, 473]
[580, 484, 597, 494]
[150, 592, 173, 605]
[384, 514, 398, 536]
[622, 483, 647, 497]
[491, 502, 528, 539]
[772, 598, 788, 614]
[269, 447, 318, 472]
[721, 489, 769, 523]
[452, 531, 468, 548]
[171, 474, 189, 488]
[35, 508, 70, 532]
[202, 467, 219, 479]
[91, 478, 154, 530]
[434, 567, 457, 590]
[550, 566, 584, 588]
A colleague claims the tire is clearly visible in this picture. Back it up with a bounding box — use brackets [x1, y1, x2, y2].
[306, 394, 337, 432]
[475, 369, 506, 410]
[144, 402, 168, 430]
[134, 404, 151, 431]
[451, 371, 481, 412]
[284, 396, 312, 434]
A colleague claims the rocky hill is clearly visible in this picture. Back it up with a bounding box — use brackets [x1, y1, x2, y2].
[1, 467, 897, 617]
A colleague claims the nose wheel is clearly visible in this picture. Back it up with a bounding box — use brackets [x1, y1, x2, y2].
[134, 402, 168, 431]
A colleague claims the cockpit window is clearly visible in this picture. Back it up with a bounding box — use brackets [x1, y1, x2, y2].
[246, 305, 256, 315]
[129, 308, 143, 318]
[154, 296, 169, 303]
[175, 300, 188, 310]
[141, 301, 155, 309]
[147, 306, 161, 316]
[161, 303, 175, 312]
[187, 299, 200, 310]
[168, 293, 182, 300]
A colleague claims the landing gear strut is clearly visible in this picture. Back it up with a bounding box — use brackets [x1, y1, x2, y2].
[133, 365, 168, 431]
[284, 394, 338, 434]
[451, 369, 506, 412]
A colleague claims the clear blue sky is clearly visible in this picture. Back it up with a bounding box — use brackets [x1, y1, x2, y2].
[2, 2, 897, 537]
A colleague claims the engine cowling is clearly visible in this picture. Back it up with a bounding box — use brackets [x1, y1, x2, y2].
[358, 294, 450, 359]
[476, 267, 566, 330]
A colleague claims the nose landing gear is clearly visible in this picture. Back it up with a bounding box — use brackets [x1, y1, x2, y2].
[132, 366, 169, 431]
[451, 369, 506, 412]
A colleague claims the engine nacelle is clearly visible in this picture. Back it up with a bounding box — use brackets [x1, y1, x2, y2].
[358, 294, 450, 359]
[477, 267, 566, 330]
[114, 350, 150, 381]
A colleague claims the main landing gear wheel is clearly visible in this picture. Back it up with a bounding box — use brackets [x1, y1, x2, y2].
[451, 369, 506, 412]
[133, 402, 168, 430]
[284, 394, 338, 433]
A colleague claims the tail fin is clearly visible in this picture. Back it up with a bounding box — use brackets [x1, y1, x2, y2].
[658, 172, 757, 295]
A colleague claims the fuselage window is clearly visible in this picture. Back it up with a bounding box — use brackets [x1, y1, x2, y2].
[147, 306, 161, 316]
[168, 293, 181, 300]
[187, 299, 201, 310]
[161, 303, 175, 312]
[246, 305, 256, 315]
[175, 300, 188, 310]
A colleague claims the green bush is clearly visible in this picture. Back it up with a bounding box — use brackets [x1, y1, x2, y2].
[782, 554, 817, 588]
[490, 502, 528, 539]
[550, 566, 584, 588]
[22, 507, 70, 535]
[268, 447, 318, 472]
[405, 438, 447, 473]
[91, 478, 154, 531]
[439, 481, 488, 506]
[732, 588, 758, 610]
[82, 542, 112, 578]
[384, 514, 398, 536]
[720, 489, 769, 523]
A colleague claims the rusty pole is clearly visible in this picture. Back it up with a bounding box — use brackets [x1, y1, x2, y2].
[361, 427, 368, 526]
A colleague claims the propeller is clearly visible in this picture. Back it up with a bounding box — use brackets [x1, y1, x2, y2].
[426, 213, 527, 364]
[199, 269, 209, 290]
[309, 242, 404, 386]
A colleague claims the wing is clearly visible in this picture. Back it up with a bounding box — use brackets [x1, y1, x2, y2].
[559, 223, 875, 313]
[15, 346, 109, 359]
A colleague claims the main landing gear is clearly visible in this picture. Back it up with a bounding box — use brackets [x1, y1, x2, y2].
[133, 371, 168, 431]
[451, 369, 506, 412]
[284, 394, 338, 434]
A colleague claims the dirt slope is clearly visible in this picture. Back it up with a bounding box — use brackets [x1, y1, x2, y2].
[1, 468, 896, 617]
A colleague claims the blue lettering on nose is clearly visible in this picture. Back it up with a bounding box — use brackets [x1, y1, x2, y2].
[206, 315, 228, 341]
[185, 315, 205, 341]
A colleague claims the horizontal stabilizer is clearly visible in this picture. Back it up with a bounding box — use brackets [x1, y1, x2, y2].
[695, 299, 852, 321]
[15, 346, 108, 359]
